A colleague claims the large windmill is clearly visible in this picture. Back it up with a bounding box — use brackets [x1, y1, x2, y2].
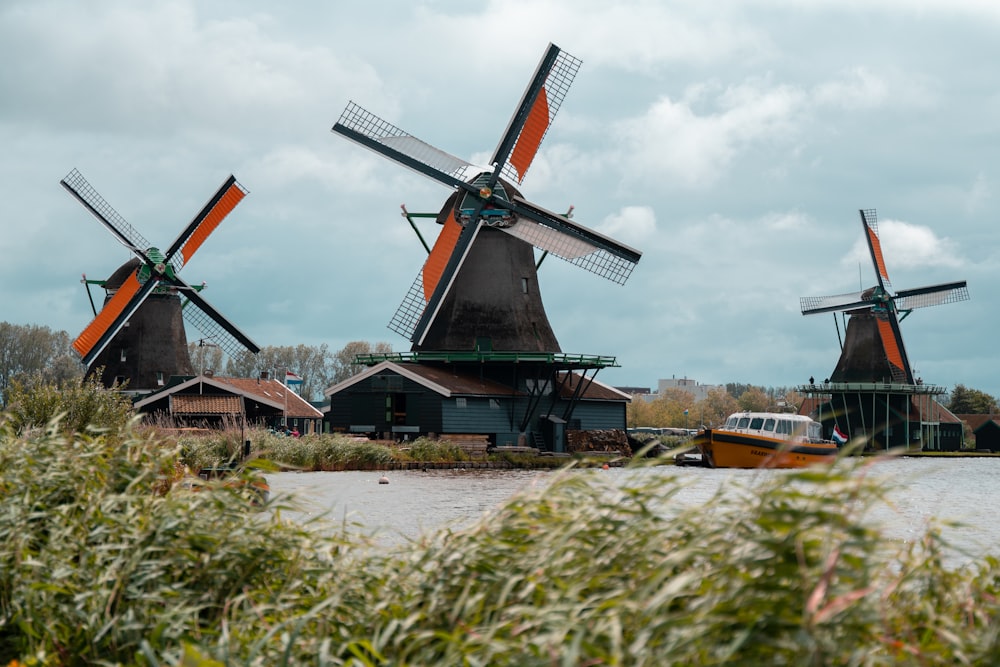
[62, 168, 260, 391]
[326, 43, 642, 453]
[331, 43, 641, 353]
[797, 209, 969, 450]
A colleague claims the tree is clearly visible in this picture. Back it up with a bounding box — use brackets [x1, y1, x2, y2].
[188, 341, 224, 375]
[700, 388, 739, 427]
[0, 322, 83, 406]
[737, 387, 769, 412]
[221, 341, 393, 402]
[948, 384, 999, 415]
[225, 344, 336, 402]
[332, 340, 394, 384]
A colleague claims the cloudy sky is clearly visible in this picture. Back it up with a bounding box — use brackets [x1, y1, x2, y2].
[2, 0, 998, 396]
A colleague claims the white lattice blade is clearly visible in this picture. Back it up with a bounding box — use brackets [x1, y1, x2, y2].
[800, 291, 870, 315]
[894, 283, 970, 310]
[500, 218, 596, 259]
[379, 136, 475, 178]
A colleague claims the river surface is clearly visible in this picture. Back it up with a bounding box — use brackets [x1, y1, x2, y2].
[267, 457, 1000, 564]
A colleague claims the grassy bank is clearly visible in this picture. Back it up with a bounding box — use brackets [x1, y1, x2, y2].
[3, 415, 1000, 664]
[169, 428, 624, 472]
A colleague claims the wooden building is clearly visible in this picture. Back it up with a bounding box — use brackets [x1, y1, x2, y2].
[323, 356, 630, 452]
[955, 414, 1000, 452]
[135, 374, 323, 433]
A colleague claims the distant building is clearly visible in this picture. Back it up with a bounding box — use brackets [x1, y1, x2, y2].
[656, 377, 724, 403]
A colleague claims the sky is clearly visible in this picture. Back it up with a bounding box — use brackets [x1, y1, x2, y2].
[2, 0, 998, 397]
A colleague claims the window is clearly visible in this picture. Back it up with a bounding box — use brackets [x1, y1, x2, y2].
[762, 418, 775, 431]
[749, 417, 764, 430]
[737, 417, 750, 429]
[456, 397, 467, 409]
[120, 348, 127, 362]
[489, 398, 500, 409]
[156, 371, 164, 386]
[521, 277, 529, 294]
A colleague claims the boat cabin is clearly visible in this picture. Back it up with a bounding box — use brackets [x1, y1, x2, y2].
[723, 412, 823, 442]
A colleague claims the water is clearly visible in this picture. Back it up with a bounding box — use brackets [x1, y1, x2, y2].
[266, 458, 1000, 563]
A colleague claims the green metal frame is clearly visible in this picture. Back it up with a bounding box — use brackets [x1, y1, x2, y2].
[354, 350, 619, 369]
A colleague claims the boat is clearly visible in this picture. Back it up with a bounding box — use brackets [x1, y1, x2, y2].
[692, 411, 839, 469]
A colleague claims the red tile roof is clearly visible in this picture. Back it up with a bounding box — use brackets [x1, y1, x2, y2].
[171, 394, 243, 415]
[211, 376, 323, 419]
[955, 414, 1000, 432]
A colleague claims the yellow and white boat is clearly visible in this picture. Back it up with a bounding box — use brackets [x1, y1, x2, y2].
[693, 412, 839, 469]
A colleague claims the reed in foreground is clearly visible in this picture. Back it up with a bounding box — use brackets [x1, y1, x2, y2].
[3, 416, 1000, 665]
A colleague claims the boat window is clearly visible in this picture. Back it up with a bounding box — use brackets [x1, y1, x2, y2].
[737, 417, 750, 429]
[776, 420, 791, 435]
[762, 418, 775, 431]
[727, 417, 738, 428]
[749, 417, 764, 430]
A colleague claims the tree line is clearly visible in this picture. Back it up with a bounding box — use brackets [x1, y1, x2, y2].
[626, 385, 806, 429]
[4, 321, 1000, 413]
[0, 321, 393, 404]
[627, 382, 1000, 430]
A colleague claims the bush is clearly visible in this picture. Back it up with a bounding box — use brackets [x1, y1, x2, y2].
[2, 373, 134, 436]
[0, 418, 350, 665]
[406, 436, 466, 462]
[5, 421, 1000, 665]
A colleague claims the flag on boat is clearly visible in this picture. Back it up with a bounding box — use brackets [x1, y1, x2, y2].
[285, 371, 303, 385]
[832, 425, 848, 445]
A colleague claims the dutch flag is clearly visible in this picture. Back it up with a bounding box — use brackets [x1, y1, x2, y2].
[832, 425, 848, 445]
[285, 371, 304, 385]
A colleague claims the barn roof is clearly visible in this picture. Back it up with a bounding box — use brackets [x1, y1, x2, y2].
[325, 361, 629, 402]
[135, 374, 322, 419]
[170, 394, 243, 415]
[325, 361, 518, 399]
[557, 371, 632, 402]
[955, 414, 1000, 433]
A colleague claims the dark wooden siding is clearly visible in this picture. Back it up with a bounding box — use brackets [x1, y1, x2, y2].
[440, 396, 516, 436]
[327, 370, 444, 435]
[569, 400, 628, 430]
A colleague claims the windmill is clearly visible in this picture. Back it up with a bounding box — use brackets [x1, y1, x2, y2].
[331, 43, 641, 353]
[796, 209, 970, 451]
[800, 209, 969, 384]
[61, 168, 260, 390]
[326, 43, 642, 453]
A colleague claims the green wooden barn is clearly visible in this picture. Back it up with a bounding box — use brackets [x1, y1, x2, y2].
[323, 354, 630, 452]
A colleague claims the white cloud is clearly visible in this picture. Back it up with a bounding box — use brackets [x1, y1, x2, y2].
[812, 67, 889, 109]
[965, 172, 992, 214]
[614, 80, 806, 188]
[842, 218, 964, 274]
[598, 206, 656, 244]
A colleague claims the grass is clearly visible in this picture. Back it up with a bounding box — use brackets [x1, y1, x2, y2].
[165, 429, 631, 473]
[4, 415, 1000, 664]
